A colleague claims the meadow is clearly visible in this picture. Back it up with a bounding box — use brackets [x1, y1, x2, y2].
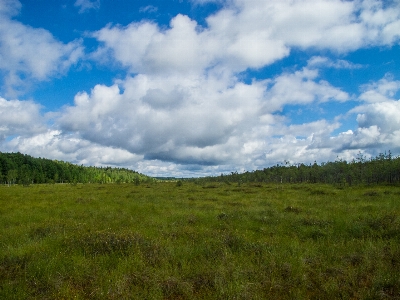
[0, 182, 399, 299]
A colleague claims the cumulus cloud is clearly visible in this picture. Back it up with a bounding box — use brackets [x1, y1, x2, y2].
[3, 73, 399, 176]
[262, 0, 400, 50]
[93, 0, 400, 76]
[262, 73, 400, 165]
[355, 101, 400, 133]
[2, 130, 143, 167]
[358, 75, 400, 103]
[84, 0, 400, 174]
[0, 97, 46, 141]
[264, 68, 349, 112]
[57, 73, 266, 165]
[321, 75, 400, 154]
[261, 119, 342, 162]
[358, 0, 400, 45]
[345, 80, 400, 151]
[93, 12, 290, 75]
[53, 56, 357, 174]
[214, 0, 362, 52]
[0, 0, 83, 96]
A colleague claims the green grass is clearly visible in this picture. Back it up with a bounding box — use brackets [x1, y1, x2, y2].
[1, 182, 399, 299]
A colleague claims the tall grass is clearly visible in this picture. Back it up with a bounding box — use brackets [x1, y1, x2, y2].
[1, 182, 399, 299]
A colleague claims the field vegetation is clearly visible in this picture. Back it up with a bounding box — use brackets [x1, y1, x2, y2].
[1, 181, 399, 299]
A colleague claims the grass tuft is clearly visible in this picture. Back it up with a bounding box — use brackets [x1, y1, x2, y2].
[364, 190, 380, 196]
[284, 206, 302, 213]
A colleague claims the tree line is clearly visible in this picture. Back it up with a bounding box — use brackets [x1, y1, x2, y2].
[194, 151, 400, 186]
[0, 152, 152, 185]
[2, 151, 399, 187]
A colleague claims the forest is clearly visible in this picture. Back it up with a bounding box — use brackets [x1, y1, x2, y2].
[0, 152, 151, 185]
[194, 151, 400, 186]
[1, 151, 400, 186]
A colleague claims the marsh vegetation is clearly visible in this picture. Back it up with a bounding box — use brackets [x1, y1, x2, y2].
[1, 182, 399, 299]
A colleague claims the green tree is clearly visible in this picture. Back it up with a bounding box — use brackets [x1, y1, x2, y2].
[7, 169, 18, 186]
[54, 172, 59, 183]
[19, 164, 32, 186]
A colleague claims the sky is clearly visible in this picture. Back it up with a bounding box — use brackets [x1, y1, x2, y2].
[0, 0, 400, 177]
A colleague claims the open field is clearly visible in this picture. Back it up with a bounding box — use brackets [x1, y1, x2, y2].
[1, 182, 400, 299]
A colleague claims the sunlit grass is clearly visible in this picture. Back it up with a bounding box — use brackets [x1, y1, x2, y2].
[1, 182, 399, 299]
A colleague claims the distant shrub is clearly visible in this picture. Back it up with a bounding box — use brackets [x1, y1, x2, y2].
[217, 212, 228, 220]
[310, 189, 330, 195]
[203, 184, 218, 189]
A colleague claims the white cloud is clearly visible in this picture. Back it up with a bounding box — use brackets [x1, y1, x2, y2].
[264, 68, 349, 112]
[139, 5, 158, 13]
[2, 130, 143, 168]
[0, 0, 20, 16]
[358, 0, 400, 45]
[57, 73, 266, 165]
[74, 0, 100, 13]
[93, 0, 400, 79]
[52, 59, 355, 174]
[0, 97, 46, 140]
[3, 74, 399, 176]
[0, 21, 82, 80]
[242, 0, 400, 50]
[219, 0, 363, 52]
[262, 119, 342, 162]
[93, 12, 290, 75]
[0, 0, 83, 96]
[327, 75, 400, 154]
[358, 75, 400, 103]
[86, 0, 400, 174]
[192, 0, 398, 59]
[353, 100, 400, 134]
[307, 56, 363, 69]
[92, 21, 161, 72]
[244, 74, 400, 167]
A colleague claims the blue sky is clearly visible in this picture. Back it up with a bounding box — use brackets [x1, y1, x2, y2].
[1, 0, 400, 177]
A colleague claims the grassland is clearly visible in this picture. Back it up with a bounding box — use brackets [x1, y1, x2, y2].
[0, 182, 399, 299]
